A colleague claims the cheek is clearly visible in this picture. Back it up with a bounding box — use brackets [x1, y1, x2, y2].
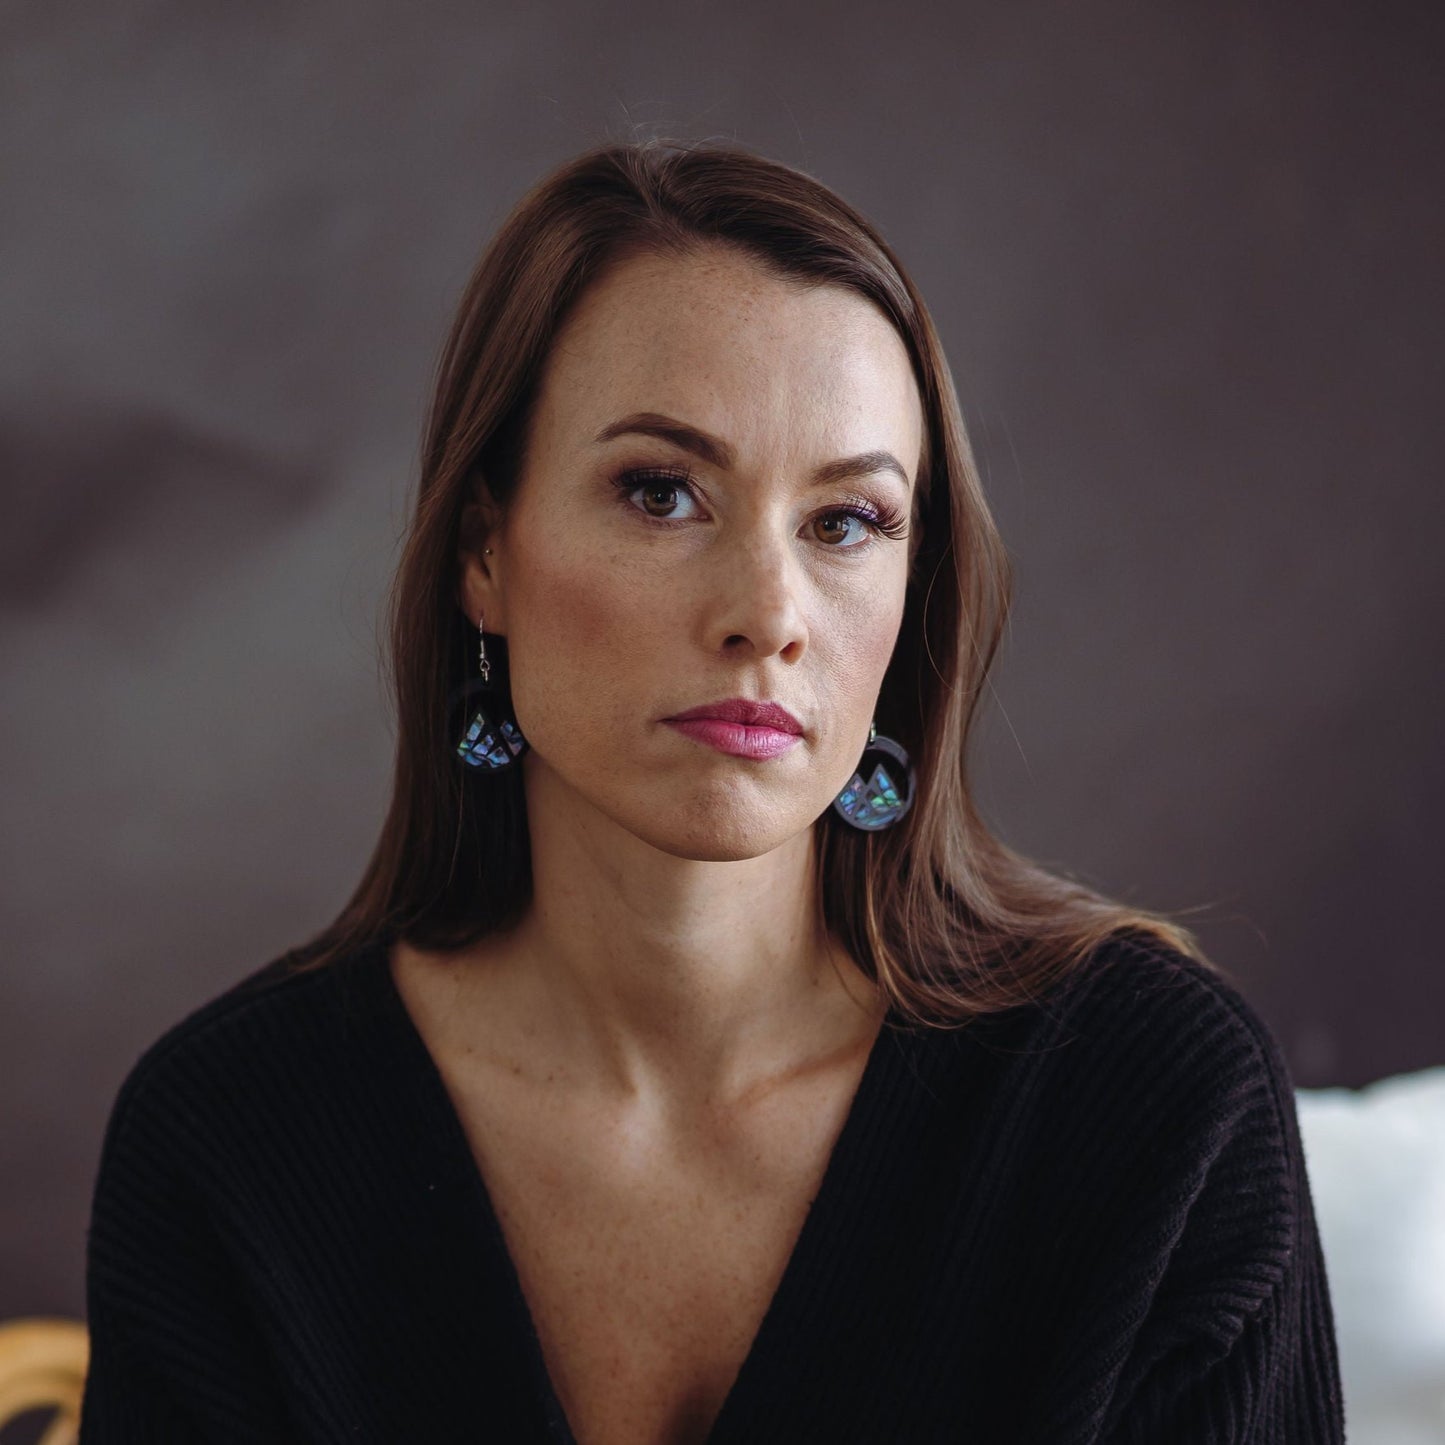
[832, 583, 906, 690]
[505, 541, 665, 732]
[863, 599, 905, 672]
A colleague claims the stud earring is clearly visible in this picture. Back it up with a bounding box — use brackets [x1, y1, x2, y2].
[448, 601, 528, 771]
[831, 717, 916, 831]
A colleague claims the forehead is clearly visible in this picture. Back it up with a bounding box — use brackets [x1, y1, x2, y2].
[532, 247, 924, 478]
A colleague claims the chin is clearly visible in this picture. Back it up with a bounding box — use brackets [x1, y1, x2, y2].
[649, 832, 798, 864]
[633, 793, 812, 862]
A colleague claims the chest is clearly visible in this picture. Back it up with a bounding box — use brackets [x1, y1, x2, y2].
[442, 1055, 865, 1445]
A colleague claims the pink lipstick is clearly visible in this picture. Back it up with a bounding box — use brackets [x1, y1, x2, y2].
[662, 698, 804, 760]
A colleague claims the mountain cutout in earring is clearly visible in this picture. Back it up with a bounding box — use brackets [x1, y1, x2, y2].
[831, 719, 915, 831]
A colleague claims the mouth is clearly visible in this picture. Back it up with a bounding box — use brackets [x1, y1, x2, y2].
[661, 698, 805, 760]
[663, 698, 804, 733]
[662, 717, 803, 759]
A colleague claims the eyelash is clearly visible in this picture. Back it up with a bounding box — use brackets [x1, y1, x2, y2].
[611, 466, 909, 551]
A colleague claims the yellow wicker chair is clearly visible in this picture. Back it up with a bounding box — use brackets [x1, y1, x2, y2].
[0, 1317, 88, 1445]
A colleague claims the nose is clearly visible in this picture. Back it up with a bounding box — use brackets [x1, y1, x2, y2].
[706, 524, 809, 661]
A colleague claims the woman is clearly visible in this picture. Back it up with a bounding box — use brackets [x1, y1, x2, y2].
[79, 138, 1345, 1443]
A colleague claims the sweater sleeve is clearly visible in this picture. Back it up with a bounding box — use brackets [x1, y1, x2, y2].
[78, 1050, 302, 1444]
[1097, 981, 1347, 1443]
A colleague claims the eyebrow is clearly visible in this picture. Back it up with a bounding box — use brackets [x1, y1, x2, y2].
[592, 411, 912, 491]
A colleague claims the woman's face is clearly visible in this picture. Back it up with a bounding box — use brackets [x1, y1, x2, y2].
[463, 244, 924, 861]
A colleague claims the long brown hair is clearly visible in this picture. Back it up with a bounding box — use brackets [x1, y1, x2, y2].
[285, 136, 1214, 1027]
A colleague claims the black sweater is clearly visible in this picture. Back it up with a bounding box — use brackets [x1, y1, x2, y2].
[78, 928, 1346, 1442]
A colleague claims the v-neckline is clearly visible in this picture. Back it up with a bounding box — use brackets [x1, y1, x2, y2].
[358, 932, 905, 1445]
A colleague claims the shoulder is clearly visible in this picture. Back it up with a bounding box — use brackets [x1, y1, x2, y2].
[95, 939, 376, 1169]
[1026, 928, 1305, 1169]
[998, 930, 1316, 1295]
[1060, 928, 1292, 1080]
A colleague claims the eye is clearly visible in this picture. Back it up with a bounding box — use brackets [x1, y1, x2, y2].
[611, 467, 909, 552]
[811, 505, 893, 549]
[618, 467, 704, 521]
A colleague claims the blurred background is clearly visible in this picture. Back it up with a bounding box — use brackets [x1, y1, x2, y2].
[2, 0, 1442, 1432]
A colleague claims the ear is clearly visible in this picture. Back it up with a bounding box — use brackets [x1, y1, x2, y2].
[456, 480, 507, 634]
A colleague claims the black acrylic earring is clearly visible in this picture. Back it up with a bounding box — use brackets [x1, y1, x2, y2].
[831, 718, 916, 830]
[448, 598, 528, 772]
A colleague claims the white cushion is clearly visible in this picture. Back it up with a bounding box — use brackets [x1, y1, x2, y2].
[1296, 1066, 1445, 1443]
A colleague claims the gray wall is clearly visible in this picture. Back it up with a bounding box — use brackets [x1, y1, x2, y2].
[3, 0, 1441, 1320]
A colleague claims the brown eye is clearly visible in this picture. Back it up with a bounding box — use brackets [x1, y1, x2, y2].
[814, 514, 859, 546]
[639, 482, 680, 517]
[811, 506, 894, 548]
[613, 466, 702, 521]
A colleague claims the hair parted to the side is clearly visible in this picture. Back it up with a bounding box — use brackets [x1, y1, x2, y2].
[283, 134, 1214, 1026]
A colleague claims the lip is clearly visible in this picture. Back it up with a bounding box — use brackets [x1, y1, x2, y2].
[662, 698, 805, 760]
[664, 698, 804, 734]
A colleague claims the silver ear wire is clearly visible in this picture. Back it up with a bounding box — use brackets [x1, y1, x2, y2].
[477, 546, 494, 682]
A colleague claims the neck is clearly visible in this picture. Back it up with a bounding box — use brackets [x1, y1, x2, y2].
[475, 757, 884, 1119]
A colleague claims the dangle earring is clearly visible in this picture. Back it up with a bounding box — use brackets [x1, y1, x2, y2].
[831, 717, 916, 831]
[448, 551, 528, 772]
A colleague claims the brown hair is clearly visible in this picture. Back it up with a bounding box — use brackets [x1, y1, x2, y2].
[284, 135, 1214, 1026]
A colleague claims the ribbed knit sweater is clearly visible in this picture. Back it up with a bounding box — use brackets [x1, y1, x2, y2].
[79, 928, 1345, 1442]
